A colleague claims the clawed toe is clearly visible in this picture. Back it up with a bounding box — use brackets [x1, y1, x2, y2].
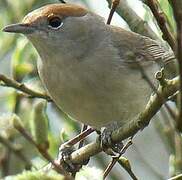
[58, 144, 90, 174]
[100, 126, 123, 153]
[58, 145, 81, 173]
[100, 127, 112, 149]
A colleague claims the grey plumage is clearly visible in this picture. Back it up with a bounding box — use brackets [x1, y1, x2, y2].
[3, 3, 176, 129]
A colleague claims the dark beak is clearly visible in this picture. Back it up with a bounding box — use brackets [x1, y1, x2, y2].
[2, 23, 35, 34]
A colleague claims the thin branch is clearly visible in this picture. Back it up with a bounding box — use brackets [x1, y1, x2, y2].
[169, 0, 182, 131]
[143, 0, 176, 50]
[60, 127, 94, 149]
[106, 0, 158, 40]
[107, 0, 120, 24]
[168, 174, 182, 180]
[138, 65, 176, 121]
[78, 124, 88, 149]
[103, 138, 134, 179]
[0, 74, 52, 102]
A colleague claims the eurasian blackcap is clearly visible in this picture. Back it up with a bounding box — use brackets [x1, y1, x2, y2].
[3, 3, 175, 131]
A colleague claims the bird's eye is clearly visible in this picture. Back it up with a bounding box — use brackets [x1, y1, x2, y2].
[48, 17, 63, 29]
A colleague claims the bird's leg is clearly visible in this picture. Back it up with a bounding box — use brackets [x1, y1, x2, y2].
[58, 142, 90, 175]
[100, 122, 124, 153]
[57, 126, 94, 174]
[58, 144, 81, 174]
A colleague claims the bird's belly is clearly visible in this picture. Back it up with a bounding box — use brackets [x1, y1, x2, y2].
[38, 60, 156, 129]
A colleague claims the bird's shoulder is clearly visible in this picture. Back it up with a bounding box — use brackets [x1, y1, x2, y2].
[108, 25, 175, 68]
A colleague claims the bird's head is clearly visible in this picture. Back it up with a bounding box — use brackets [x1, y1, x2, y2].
[3, 3, 105, 55]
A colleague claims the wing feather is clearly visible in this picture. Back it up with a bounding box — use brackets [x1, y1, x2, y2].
[109, 26, 176, 77]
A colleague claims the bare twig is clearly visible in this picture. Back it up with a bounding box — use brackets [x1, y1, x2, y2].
[168, 174, 182, 180]
[137, 64, 176, 120]
[169, 0, 182, 131]
[78, 124, 88, 149]
[107, 0, 120, 24]
[0, 74, 52, 102]
[143, 0, 176, 50]
[60, 127, 94, 148]
[103, 138, 134, 179]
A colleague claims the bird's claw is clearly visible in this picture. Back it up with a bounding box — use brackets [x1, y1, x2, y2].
[58, 144, 81, 173]
[58, 143, 90, 174]
[100, 127, 113, 149]
[100, 123, 123, 153]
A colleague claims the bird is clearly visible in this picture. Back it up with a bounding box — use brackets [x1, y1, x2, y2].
[3, 3, 175, 137]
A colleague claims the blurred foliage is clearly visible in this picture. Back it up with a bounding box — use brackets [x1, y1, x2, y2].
[4, 167, 103, 180]
[158, 0, 176, 34]
[143, 0, 176, 38]
[11, 37, 36, 81]
[4, 170, 64, 180]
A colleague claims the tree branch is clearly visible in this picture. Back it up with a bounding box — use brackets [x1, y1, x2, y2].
[0, 74, 52, 102]
[143, 0, 176, 50]
[169, 174, 182, 180]
[169, 0, 182, 131]
[107, 0, 120, 24]
[103, 138, 134, 179]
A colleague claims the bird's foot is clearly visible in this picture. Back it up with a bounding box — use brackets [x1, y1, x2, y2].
[58, 144, 80, 174]
[58, 144, 89, 174]
[99, 122, 123, 154]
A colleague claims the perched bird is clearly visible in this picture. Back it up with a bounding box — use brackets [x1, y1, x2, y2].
[3, 3, 175, 133]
